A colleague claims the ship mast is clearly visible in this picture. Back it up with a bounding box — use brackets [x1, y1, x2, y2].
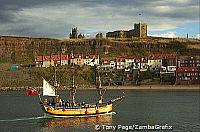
[54, 69, 58, 87]
[98, 75, 103, 104]
[70, 64, 76, 106]
[71, 75, 76, 106]
[54, 68, 59, 95]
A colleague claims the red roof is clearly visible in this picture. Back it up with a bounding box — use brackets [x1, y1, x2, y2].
[102, 60, 110, 64]
[149, 54, 176, 60]
[176, 67, 198, 73]
[35, 55, 68, 61]
[35, 56, 43, 62]
[61, 55, 68, 60]
[43, 56, 51, 61]
[52, 55, 60, 61]
[90, 54, 98, 59]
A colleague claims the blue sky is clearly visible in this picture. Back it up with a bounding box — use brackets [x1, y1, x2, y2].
[149, 22, 199, 38]
[0, 0, 199, 38]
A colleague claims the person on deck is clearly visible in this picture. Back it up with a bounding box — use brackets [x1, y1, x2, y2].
[44, 99, 48, 105]
[59, 99, 62, 106]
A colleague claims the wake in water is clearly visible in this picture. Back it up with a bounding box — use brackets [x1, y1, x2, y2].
[0, 116, 51, 122]
[0, 112, 116, 122]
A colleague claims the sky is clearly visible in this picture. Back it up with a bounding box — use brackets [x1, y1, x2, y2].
[0, 0, 199, 38]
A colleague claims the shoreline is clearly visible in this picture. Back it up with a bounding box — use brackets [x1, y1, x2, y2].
[0, 84, 199, 91]
[105, 85, 200, 90]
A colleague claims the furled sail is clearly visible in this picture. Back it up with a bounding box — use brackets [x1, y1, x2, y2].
[43, 79, 56, 96]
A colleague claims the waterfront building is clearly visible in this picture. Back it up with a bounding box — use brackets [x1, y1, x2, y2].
[178, 56, 200, 68]
[84, 54, 99, 66]
[52, 55, 61, 66]
[125, 58, 135, 70]
[148, 54, 177, 71]
[159, 54, 177, 74]
[42, 56, 52, 68]
[51, 55, 68, 66]
[61, 55, 68, 65]
[35, 55, 68, 67]
[99, 60, 116, 71]
[109, 61, 116, 68]
[116, 58, 126, 70]
[140, 57, 149, 71]
[176, 67, 199, 84]
[132, 58, 141, 70]
[35, 56, 43, 67]
[100, 60, 111, 70]
[70, 53, 84, 66]
[148, 57, 162, 71]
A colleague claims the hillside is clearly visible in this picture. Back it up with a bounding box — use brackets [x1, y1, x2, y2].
[0, 35, 199, 63]
[0, 35, 200, 88]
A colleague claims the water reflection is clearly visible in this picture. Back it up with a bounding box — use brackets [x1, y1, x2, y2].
[41, 114, 113, 131]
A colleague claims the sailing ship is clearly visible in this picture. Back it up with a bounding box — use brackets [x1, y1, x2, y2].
[38, 68, 125, 117]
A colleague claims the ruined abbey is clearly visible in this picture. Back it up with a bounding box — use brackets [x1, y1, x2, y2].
[69, 27, 84, 39]
[106, 22, 147, 38]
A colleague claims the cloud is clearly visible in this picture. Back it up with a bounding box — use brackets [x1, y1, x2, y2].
[0, 0, 199, 37]
[197, 34, 200, 39]
[149, 32, 176, 38]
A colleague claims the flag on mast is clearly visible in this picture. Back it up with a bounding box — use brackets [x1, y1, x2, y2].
[26, 89, 39, 96]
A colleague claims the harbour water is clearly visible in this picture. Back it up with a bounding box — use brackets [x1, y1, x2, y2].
[0, 89, 199, 132]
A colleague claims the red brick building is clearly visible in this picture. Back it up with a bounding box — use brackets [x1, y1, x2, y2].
[176, 67, 199, 84]
[178, 56, 200, 67]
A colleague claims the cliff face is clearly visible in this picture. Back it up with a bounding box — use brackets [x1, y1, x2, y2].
[0, 35, 199, 63]
[0, 36, 59, 63]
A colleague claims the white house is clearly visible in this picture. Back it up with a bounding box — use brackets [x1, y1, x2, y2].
[125, 58, 135, 68]
[84, 55, 99, 66]
[140, 57, 149, 71]
[61, 55, 68, 65]
[116, 58, 126, 70]
[70, 53, 84, 66]
[109, 60, 116, 68]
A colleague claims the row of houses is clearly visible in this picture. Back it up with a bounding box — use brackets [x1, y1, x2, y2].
[34, 54, 200, 84]
[101, 54, 177, 73]
[99, 54, 200, 84]
[34, 54, 99, 67]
